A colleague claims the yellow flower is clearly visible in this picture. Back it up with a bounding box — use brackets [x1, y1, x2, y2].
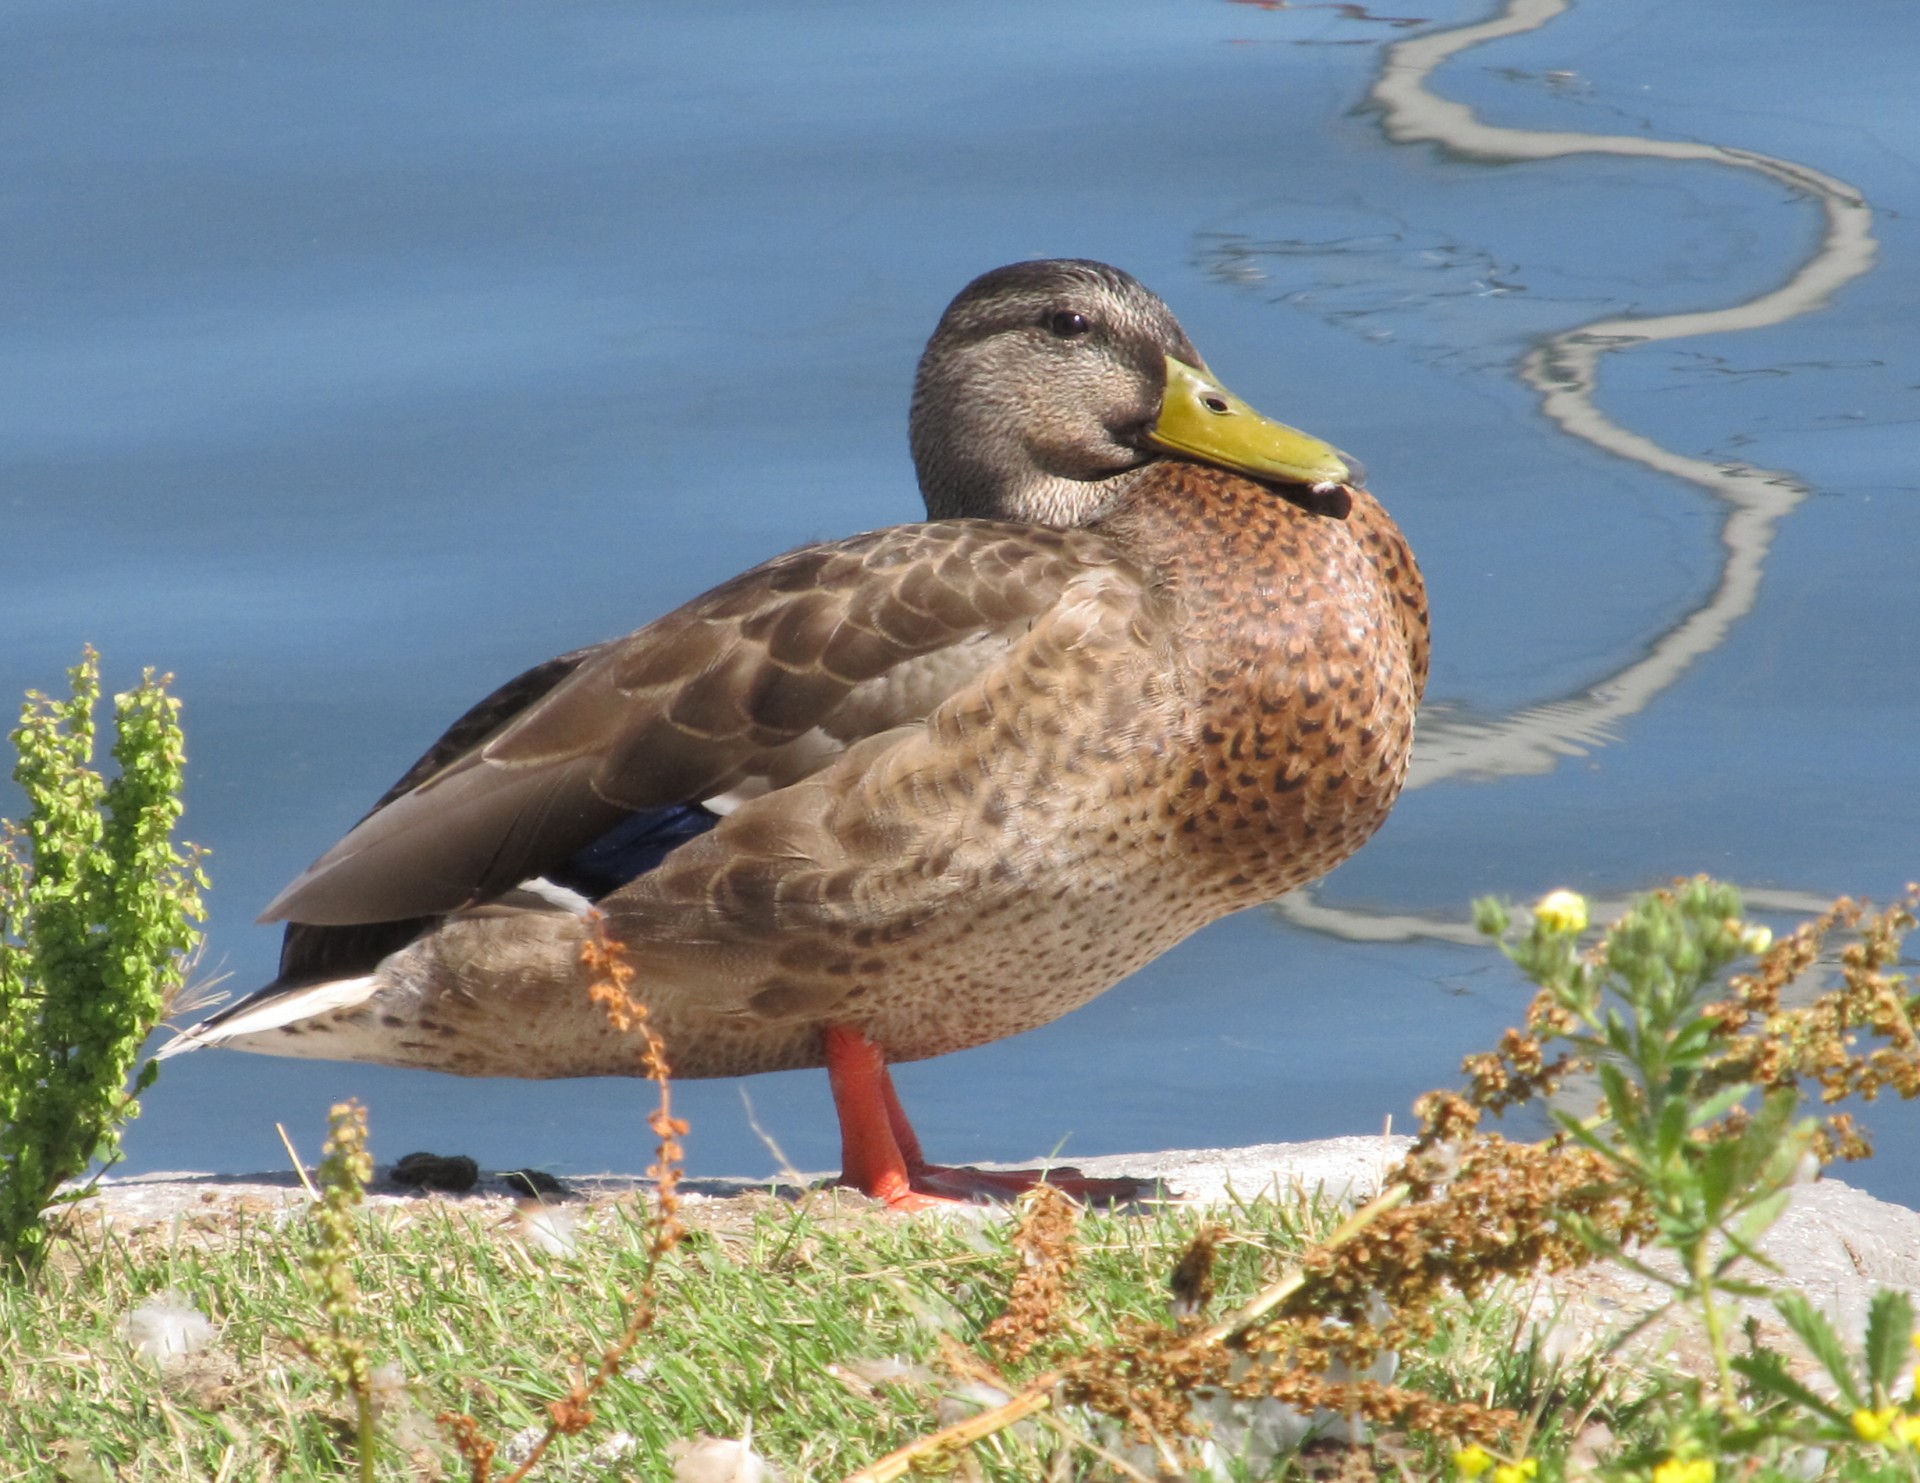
[1896, 1414, 1920, 1448]
[1534, 889, 1589, 935]
[1453, 1444, 1493, 1479]
[1653, 1459, 1715, 1483]
[1739, 925, 1773, 955]
[1492, 1461, 1538, 1483]
[1853, 1406, 1899, 1443]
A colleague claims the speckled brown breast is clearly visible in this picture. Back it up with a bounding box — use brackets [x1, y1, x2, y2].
[1115, 466, 1428, 910]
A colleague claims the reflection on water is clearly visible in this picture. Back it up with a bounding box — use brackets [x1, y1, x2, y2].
[1379, 0, 1875, 788]
[1220, 0, 1878, 798]
[1220, 0, 1885, 925]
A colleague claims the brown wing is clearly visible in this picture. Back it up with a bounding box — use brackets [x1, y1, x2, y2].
[259, 647, 609, 974]
[597, 559, 1182, 1023]
[261, 519, 1118, 926]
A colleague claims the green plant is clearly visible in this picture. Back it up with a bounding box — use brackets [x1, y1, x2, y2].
[840, 879, 1920, 1481]
[1477, 879, 1811, 1409]
[1460, 879, 1920, 1481]
[1735, 1287, 1920, 1478]
[302, 1100, 379, 1483]
[0, 649, 206, 1279]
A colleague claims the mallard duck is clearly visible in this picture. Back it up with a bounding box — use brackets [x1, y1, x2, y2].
[162, 260, 1429, 1208]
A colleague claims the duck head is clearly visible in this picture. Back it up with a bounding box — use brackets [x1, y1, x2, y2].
[910, 258, 1361, 527]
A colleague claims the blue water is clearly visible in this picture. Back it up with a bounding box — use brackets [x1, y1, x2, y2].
[5, 0, 1918, 1203]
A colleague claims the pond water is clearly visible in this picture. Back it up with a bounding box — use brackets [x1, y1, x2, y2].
[6, 0, 1918, 1203]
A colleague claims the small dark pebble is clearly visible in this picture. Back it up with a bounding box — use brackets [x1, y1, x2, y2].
[500, 1168, 568, 1198]
[389, 1152, 480, 1192]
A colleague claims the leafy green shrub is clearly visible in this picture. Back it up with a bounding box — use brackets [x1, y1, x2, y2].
[1450, 879, 1920, 1480]
[0, 649, 206, 1278]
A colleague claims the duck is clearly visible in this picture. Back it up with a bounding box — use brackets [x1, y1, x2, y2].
[160, 259, 1429, 1209]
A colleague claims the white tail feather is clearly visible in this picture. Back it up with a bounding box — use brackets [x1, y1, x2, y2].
[156, 975, 382, 1059]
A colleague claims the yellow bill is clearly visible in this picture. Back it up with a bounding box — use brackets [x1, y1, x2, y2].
[1147, 356, 1361, 492]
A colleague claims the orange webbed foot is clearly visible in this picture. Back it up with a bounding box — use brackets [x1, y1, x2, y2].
[822, 1022, 1152, 1211]
[899, 1162, 1151, 1206]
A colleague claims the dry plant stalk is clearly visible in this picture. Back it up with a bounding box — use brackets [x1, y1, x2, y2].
[1705, 886, 1920, 1159]
[439, 911, 687, 1483]
[845, 886, 1920, 1479]
[1252, 885, 1920, 1441]
[1168, 1224, 1222, 1324]
[1450, 886, 1920, 1168]
[841, 1128, 1600, 1475]
[984, 1184, 1082, 1364]
[840, 1186, 1414, 1483]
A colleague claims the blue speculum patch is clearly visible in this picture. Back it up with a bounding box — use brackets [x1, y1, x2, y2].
[546, 804, 722, 900]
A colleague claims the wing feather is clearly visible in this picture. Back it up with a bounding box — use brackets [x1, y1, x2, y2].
[262, 520, 1115, 927]
[600, 562, 1178, 1019]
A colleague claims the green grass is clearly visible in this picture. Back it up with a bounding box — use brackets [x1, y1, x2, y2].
[0, 1183, 1632, 1482]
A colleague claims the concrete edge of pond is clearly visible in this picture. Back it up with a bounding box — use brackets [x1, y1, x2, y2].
[74, 1133, 1416, 1220]
[70, 1136, 1920, 1374]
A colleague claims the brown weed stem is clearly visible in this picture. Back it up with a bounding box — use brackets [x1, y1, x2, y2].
[839, 1182, 1411, 1483]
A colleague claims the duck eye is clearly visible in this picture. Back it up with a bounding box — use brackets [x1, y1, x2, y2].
[1046, 310, 1092, 339]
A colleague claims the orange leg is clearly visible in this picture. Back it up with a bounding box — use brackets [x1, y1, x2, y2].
[824, 1021, 935, 1209]
[822, 1022, 1153, 1210]
[876, 1056, 928, 1169]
